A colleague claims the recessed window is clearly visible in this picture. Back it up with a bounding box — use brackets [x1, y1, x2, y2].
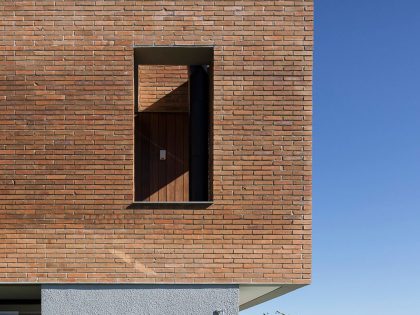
[134, 47, 213, 203]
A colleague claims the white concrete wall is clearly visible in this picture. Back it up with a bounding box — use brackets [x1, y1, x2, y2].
[41, 284, 239, 315]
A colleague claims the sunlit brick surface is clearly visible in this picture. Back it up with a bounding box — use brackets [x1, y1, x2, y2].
[0, 0, 313, 284]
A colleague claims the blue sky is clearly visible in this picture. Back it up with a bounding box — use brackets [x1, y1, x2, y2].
[241, 1, 420, 314]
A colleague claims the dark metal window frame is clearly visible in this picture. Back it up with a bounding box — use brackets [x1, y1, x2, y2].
[132, 46, 214, 208]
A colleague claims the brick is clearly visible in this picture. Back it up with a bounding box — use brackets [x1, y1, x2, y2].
[0, 0, 312, 285]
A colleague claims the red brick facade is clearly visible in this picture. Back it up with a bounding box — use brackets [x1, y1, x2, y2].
[0, 1, 313, 284]
[139, 65, 189, 112]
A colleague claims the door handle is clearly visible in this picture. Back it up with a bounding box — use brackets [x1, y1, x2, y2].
[160, 149, 166, 160]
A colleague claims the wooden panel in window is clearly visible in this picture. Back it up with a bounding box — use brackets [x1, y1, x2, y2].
[135, 112, 189, 202]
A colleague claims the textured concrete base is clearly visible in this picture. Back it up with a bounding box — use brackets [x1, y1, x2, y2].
[41, 284, 239, 315]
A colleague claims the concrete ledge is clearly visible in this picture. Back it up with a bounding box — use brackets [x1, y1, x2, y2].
[239, 284, 306, 311]
[42, 284, 239, 315]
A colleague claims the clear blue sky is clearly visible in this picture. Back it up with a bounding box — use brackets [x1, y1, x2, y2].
[242, 1, 420, 314]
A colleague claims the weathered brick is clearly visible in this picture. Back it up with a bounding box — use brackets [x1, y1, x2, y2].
[0, 0, 312, 284]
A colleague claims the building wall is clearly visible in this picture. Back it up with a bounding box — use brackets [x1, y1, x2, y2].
[138, 65, 189, 112]
[42, 284, 239, 315]
[0, 1, 313, 284]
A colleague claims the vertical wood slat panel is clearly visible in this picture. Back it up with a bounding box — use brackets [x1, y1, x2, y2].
[135, 114, 151, 201]
[149, 113, 158, 201]
[134, 115, 141, 201]
[136, 112, 189, 202]
[158, 114, 167, 201]
[145, 114, 151, 201]
[175, 114, 182, 201]
[182, 114, 189, 201]
[166, 113, 175, 201]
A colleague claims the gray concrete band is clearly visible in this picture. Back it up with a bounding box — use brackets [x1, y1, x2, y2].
[41, 284, 239, 315]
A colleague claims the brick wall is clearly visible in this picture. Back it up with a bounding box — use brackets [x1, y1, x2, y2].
[0, 1, 313, 284]
[138, 65, 189, 112]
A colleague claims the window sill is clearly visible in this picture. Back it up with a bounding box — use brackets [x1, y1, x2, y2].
[127, 201, 213, 209]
